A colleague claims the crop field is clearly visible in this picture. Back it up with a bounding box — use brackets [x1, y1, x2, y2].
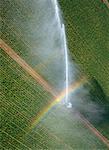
[59, 0, 109, 141]
[1, 48, 108, 149]
[1, 0, 109, 149]
[0, 48, 108, 148]
[0, 48, 54, 149]
[59, 0, 109, 96]
[1, 0, 66, 93]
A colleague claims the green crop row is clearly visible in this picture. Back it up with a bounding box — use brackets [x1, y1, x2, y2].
[59, 0, 109, 96]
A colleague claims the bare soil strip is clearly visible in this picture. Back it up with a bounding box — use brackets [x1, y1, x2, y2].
[103, 0, 109, 8]
[0, 39, 57, 96]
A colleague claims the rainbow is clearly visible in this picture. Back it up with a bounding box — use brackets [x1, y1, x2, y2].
[30, 77, 87, 129]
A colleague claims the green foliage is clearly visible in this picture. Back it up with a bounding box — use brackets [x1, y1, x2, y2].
[1, 48, 53, 149]
[59, 0, 109, 96]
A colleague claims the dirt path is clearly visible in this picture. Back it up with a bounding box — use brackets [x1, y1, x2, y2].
[0, 39, 57, 97]
[103, 0, 109, 9]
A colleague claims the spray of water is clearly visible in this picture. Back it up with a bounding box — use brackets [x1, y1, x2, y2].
[62, 24, 68, 103]
[53, 0, 61, 27]
[52, 0, 72, 107]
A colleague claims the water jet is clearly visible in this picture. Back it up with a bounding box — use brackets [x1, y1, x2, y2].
[53, 0, 72, 107]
